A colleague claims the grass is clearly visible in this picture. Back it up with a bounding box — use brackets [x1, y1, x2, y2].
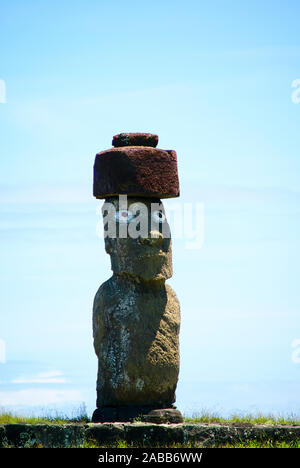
[0, 406, 299, 426]
[75, 440, 300, 448]
[0, 403, 89, 425]
[183, 409, 300, 426]
[4, 439, 299, 449]
[1, 406, 299, 448]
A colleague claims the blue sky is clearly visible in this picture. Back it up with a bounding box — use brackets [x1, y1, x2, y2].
[1, 0, 300, 418]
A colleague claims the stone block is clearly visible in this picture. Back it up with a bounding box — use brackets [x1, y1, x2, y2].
[93, 146, 179, 199]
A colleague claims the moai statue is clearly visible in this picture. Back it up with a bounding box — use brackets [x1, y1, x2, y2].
[92, 133, 183, 423]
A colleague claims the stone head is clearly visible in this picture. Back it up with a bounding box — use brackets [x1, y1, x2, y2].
[102, 196, 172, 281]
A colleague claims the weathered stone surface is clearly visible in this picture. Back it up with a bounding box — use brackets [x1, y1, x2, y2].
[92, 406, 153, 423]
[93, 277, 180, 409]
[85, 423, 124, 445]
[123, 423, 184, 446]
[0, 425, 6, 448]
[3, 424, 85, 448]
[92, 406, 183, 424]
[182, 423, 300, 447]
[103, 197, 173, 281]
[93, 146, 179, 199]
[182, 424, 237, 447]
[4, 424, 33, 447]
[142, 408, 184, 424]
[112, 133, 159, 148]
[2, 423, 300, 447]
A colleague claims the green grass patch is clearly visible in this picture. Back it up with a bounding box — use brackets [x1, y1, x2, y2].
[0, 403, 89, 425]
[73, 440, 300, 449]
[183, 409, 300, 426]
[0, 406, 299, 427]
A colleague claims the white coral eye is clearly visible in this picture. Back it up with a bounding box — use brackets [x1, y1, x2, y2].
[152, 210, 166, 223]
[115, 210, 134, 224]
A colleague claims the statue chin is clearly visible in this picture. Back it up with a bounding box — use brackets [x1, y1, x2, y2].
[110, 252, 173, 281]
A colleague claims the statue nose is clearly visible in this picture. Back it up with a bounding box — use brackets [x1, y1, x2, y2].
[139, 230, 163, 247]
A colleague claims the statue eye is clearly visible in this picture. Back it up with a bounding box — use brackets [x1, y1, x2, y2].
[152, 210, 166, 223]
[115, 209, 134, 224]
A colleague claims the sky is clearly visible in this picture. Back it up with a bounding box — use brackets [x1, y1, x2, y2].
[0, 0, 300, 418]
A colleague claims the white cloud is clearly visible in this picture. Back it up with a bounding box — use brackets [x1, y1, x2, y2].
[0, 388, 82, 406]
[12, 370, 67, 384]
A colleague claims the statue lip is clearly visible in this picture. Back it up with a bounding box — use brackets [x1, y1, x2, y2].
[140, 253, 166, 259]
[118, 252, 167, 258]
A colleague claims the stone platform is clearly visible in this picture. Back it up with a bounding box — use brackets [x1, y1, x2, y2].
[1, 422, 299, 448]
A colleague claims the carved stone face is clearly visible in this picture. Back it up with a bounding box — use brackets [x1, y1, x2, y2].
[102, 197, 172, 281]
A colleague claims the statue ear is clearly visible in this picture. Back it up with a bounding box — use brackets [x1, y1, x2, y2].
[105, 237, 113, 254]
